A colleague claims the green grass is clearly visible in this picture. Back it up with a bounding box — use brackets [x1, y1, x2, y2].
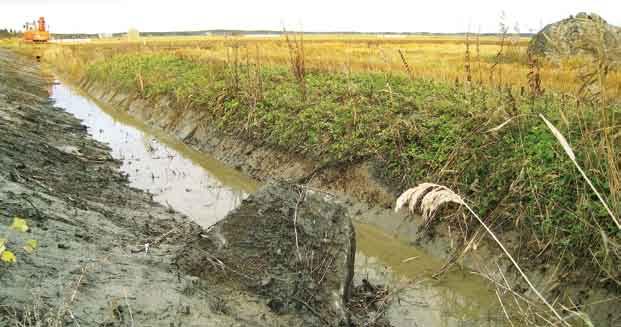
[59, 50, 621, 286]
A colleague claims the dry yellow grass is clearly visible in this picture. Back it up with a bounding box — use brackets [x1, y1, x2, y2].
[78, 34, 621, 98]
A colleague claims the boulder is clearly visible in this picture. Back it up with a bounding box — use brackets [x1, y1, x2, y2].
[177, 181, 356, 326]
[529, 13, 621, 59]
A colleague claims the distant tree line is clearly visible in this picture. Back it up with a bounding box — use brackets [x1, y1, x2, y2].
[121, 30, 536, 37]
[25, 29, 537, 40]
[52, 33, 99, 39]
[54, 29, 538, 40]
[0, 28, 21, 38]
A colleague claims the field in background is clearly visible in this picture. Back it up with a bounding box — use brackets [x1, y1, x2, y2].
[65, 34, 621, 98]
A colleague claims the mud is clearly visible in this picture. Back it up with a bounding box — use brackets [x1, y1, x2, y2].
[0, 49, 317, 326]
[178, 182, 357, 326]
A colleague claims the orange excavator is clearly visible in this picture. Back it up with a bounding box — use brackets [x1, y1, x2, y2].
[23, 17, 50, 43]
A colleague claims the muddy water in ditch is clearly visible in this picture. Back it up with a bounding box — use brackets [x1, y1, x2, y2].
[51, 81, 507, 326]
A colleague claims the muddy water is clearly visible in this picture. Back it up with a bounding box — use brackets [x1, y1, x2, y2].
[50, 81, 507, 326]
[355, 224, 505, 326]
[51, 82, 257, 227]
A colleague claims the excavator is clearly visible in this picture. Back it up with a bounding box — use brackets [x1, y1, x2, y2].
[23, 17, 50, 43]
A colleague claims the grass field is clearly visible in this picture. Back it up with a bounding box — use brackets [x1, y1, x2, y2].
[7, 33, 620, 324]
[52, 34, 621, 98]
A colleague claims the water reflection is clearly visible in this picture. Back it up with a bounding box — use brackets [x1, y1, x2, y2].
[50, 82, 256, 227]
[355, 223, 507, 327]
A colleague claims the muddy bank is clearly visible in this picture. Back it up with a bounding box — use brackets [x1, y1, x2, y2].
[79, 78, 397, 208]
[0, 49, 346, 326]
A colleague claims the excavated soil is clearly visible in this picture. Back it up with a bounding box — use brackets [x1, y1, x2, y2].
[177, 182, 358, 326]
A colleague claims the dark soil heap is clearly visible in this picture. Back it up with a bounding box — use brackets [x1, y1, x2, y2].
[177, 181, 356, 326]
[529, 12, 621, 58]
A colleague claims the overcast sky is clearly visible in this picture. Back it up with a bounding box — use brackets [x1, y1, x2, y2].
[1, 0, 619, 34]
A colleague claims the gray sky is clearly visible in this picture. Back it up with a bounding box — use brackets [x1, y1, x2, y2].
[1, 0, 619, 34]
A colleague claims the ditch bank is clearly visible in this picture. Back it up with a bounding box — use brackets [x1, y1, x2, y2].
[79, 78, 397, 208]
[66, 73, 621, 325]
[0, 49, 375, 326]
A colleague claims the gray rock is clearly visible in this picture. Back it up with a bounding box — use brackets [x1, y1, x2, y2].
[529, 13, 621, 59]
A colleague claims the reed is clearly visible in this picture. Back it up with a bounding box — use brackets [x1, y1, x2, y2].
[395, 183, 568, 325]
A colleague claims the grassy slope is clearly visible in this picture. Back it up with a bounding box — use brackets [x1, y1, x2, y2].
[55, 50, 621, 287]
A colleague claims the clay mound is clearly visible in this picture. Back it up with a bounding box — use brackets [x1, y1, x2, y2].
[529, 13, 621, 58]
[176, 181, 356, 326]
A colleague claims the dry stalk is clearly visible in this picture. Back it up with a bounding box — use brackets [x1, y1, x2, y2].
[284, 30, 307, 101]
[293, 187, 306, 262]
[527, 52, 544, 97]
[396, 183, 569, 325]
[397, 49, 412, 78]
[475, 30, 482, 83]
[490, 14, 509, 88]
[69, 265, 90, 305]
[136, 70, 144, 94]
[317, 254, 335, 286]
[495, 289, 515, 327]
[123, 289, 135, 327]
[464, 32, 472, 83]
[540, 114, 621, 229]
[254, 44, 263, 101]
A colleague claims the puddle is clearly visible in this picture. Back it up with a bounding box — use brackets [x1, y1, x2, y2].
[50, 80, 509, 326]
